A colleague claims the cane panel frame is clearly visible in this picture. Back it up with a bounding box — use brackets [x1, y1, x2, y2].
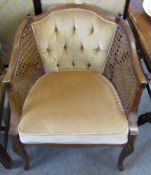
[3, 4, 146, 136]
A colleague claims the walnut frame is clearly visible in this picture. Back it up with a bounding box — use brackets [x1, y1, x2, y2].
[3, 4, 147, 171]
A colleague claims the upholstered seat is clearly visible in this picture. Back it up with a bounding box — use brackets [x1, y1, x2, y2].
[18, 71, 128, 144]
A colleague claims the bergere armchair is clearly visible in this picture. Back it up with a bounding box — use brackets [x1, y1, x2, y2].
[3, 4, 146, 170]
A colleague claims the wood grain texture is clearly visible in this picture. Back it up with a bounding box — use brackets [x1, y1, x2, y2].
[128, 0, 151, 72]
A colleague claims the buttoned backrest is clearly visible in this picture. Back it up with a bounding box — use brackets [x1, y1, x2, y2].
[31, 7, 117, 74]
[42, 0, 127, 16]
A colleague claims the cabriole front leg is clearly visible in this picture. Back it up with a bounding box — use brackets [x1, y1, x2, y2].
[118, 134, 136, 171]
[12, 135, 29, 170]
[118, 113, 138, 170]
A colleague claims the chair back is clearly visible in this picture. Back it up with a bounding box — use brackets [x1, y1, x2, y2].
[31, 4, 117, 73]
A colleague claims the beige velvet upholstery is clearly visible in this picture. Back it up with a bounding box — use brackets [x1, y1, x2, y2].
[31, 8, 116, 74]
[42, 0, 127, 16]
[18, 71, 128, 144]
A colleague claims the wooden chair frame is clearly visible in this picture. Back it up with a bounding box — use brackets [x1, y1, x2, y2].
[3, 4, 146, 171]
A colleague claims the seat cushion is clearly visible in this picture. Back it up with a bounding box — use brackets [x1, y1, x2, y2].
[18, 71, 129, 144]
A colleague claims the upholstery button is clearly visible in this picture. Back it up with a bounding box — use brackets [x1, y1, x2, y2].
[96, 47, 100, 52]
[57, 63, 59, 67]
[80, 44, 84, 51]
[54, 25, 58, 33]
[47, 48, 51, 52]
[72, 62, 75, 66]
[64, 44, 67, 50]
[88, 63, 91, 67]
[90, 27, 94, 34]
[94, 45, 101, 52]
[73, 25, 76, 32]
[99, 43, 104, 50]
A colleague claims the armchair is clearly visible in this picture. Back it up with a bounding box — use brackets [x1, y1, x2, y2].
[3, 4, 146, 170]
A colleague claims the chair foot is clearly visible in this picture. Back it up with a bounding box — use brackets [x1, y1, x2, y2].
[0, 144, 13, 169]
[118, 135, 136, 171]
[12, 135, 29, 170]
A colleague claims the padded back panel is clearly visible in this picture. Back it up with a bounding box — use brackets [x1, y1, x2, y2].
[31, 8, 116, 73]
[42, 0, 127, 16]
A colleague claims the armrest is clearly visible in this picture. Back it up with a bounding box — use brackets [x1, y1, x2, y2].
[118, 19, 146, 86]
[104, 18, 147, 135]
[3, 16, 44, 135]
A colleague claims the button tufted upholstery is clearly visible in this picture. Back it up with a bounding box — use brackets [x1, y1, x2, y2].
[31, 8, 116, 73]
[5, 3, 147, 170]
